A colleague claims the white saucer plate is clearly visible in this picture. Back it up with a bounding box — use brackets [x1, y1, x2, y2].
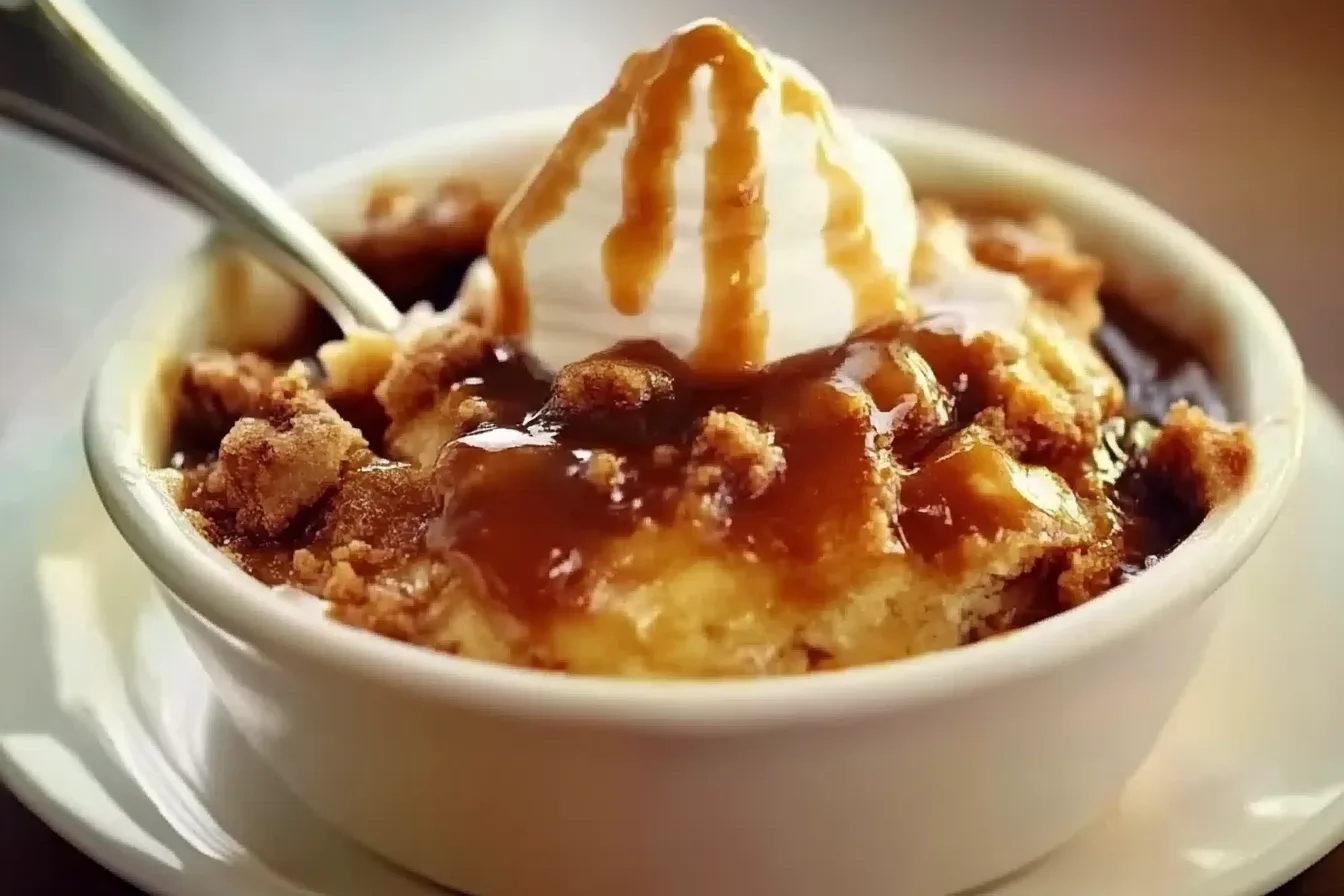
[0, 385, 1341, 896]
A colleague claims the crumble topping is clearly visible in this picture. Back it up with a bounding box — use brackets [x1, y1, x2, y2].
[189, 369, 367, 537]
[1148, 401, 1255, 511]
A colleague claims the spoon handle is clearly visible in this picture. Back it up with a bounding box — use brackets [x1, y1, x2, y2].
[0, 0, 402, 334]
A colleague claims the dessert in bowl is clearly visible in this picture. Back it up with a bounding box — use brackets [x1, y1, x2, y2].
[85, 19, 1303, 896]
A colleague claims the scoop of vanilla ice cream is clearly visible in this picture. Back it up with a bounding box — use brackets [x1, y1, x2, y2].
[474, 19, 920, 374]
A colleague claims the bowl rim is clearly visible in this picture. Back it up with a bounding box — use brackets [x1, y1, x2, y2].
[83, 105, 1306, 731]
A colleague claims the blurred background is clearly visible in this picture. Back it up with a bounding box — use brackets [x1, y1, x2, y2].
[0, 0, 1341, 431]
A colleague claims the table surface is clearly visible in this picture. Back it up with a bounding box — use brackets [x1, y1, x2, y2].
[2, 1, 1341, 892]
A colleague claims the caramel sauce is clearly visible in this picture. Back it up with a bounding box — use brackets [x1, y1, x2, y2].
[494, 21, 779, 373]
[691, 24, 770, 372]
[897, 435, 1062, 561]
[430, 429, 614, 612]
[1096, 291, 1227, 423]
[487, 51, 655, 336]
[781, 78, 901, 330]
[725, 372, 889, 565]
[418, 314, 1072, 618]
[601, 39, 697, 315]
[426, 333, 898, 617]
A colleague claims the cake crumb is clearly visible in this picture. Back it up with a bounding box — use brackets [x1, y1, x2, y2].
[178, 351, 281, 435]
[548, 358, 675, 416]
[1147, 402, 1253, 511]
[216, 374, 367, 537]
[375, 322, 492, 424]
[584, 450, 626, 497]
[689, 411, 783, 499]
[318, 328, 399, 396]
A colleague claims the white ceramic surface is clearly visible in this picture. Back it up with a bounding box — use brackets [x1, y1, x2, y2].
[82, 109, 1304, 896]
[4, 386, 1344, 896]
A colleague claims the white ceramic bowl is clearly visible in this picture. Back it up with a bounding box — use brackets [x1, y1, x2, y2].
[84, 107, 1304, 896]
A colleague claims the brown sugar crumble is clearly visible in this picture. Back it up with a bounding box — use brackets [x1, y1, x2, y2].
[162, 185, 1253, 678]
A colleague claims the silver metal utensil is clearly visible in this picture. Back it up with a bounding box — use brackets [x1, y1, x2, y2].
[0, 0, 403, 334]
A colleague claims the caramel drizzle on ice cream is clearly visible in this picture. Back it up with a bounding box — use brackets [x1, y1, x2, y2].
[485, 51, 655, 337]
[682, 23, 770, 372]
[486, 19, 898, 373]
[602, 30, 704, 317]
[780, 78, 901, 329]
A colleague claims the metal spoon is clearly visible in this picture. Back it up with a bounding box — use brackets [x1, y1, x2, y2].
[0, 0, 403, 334]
